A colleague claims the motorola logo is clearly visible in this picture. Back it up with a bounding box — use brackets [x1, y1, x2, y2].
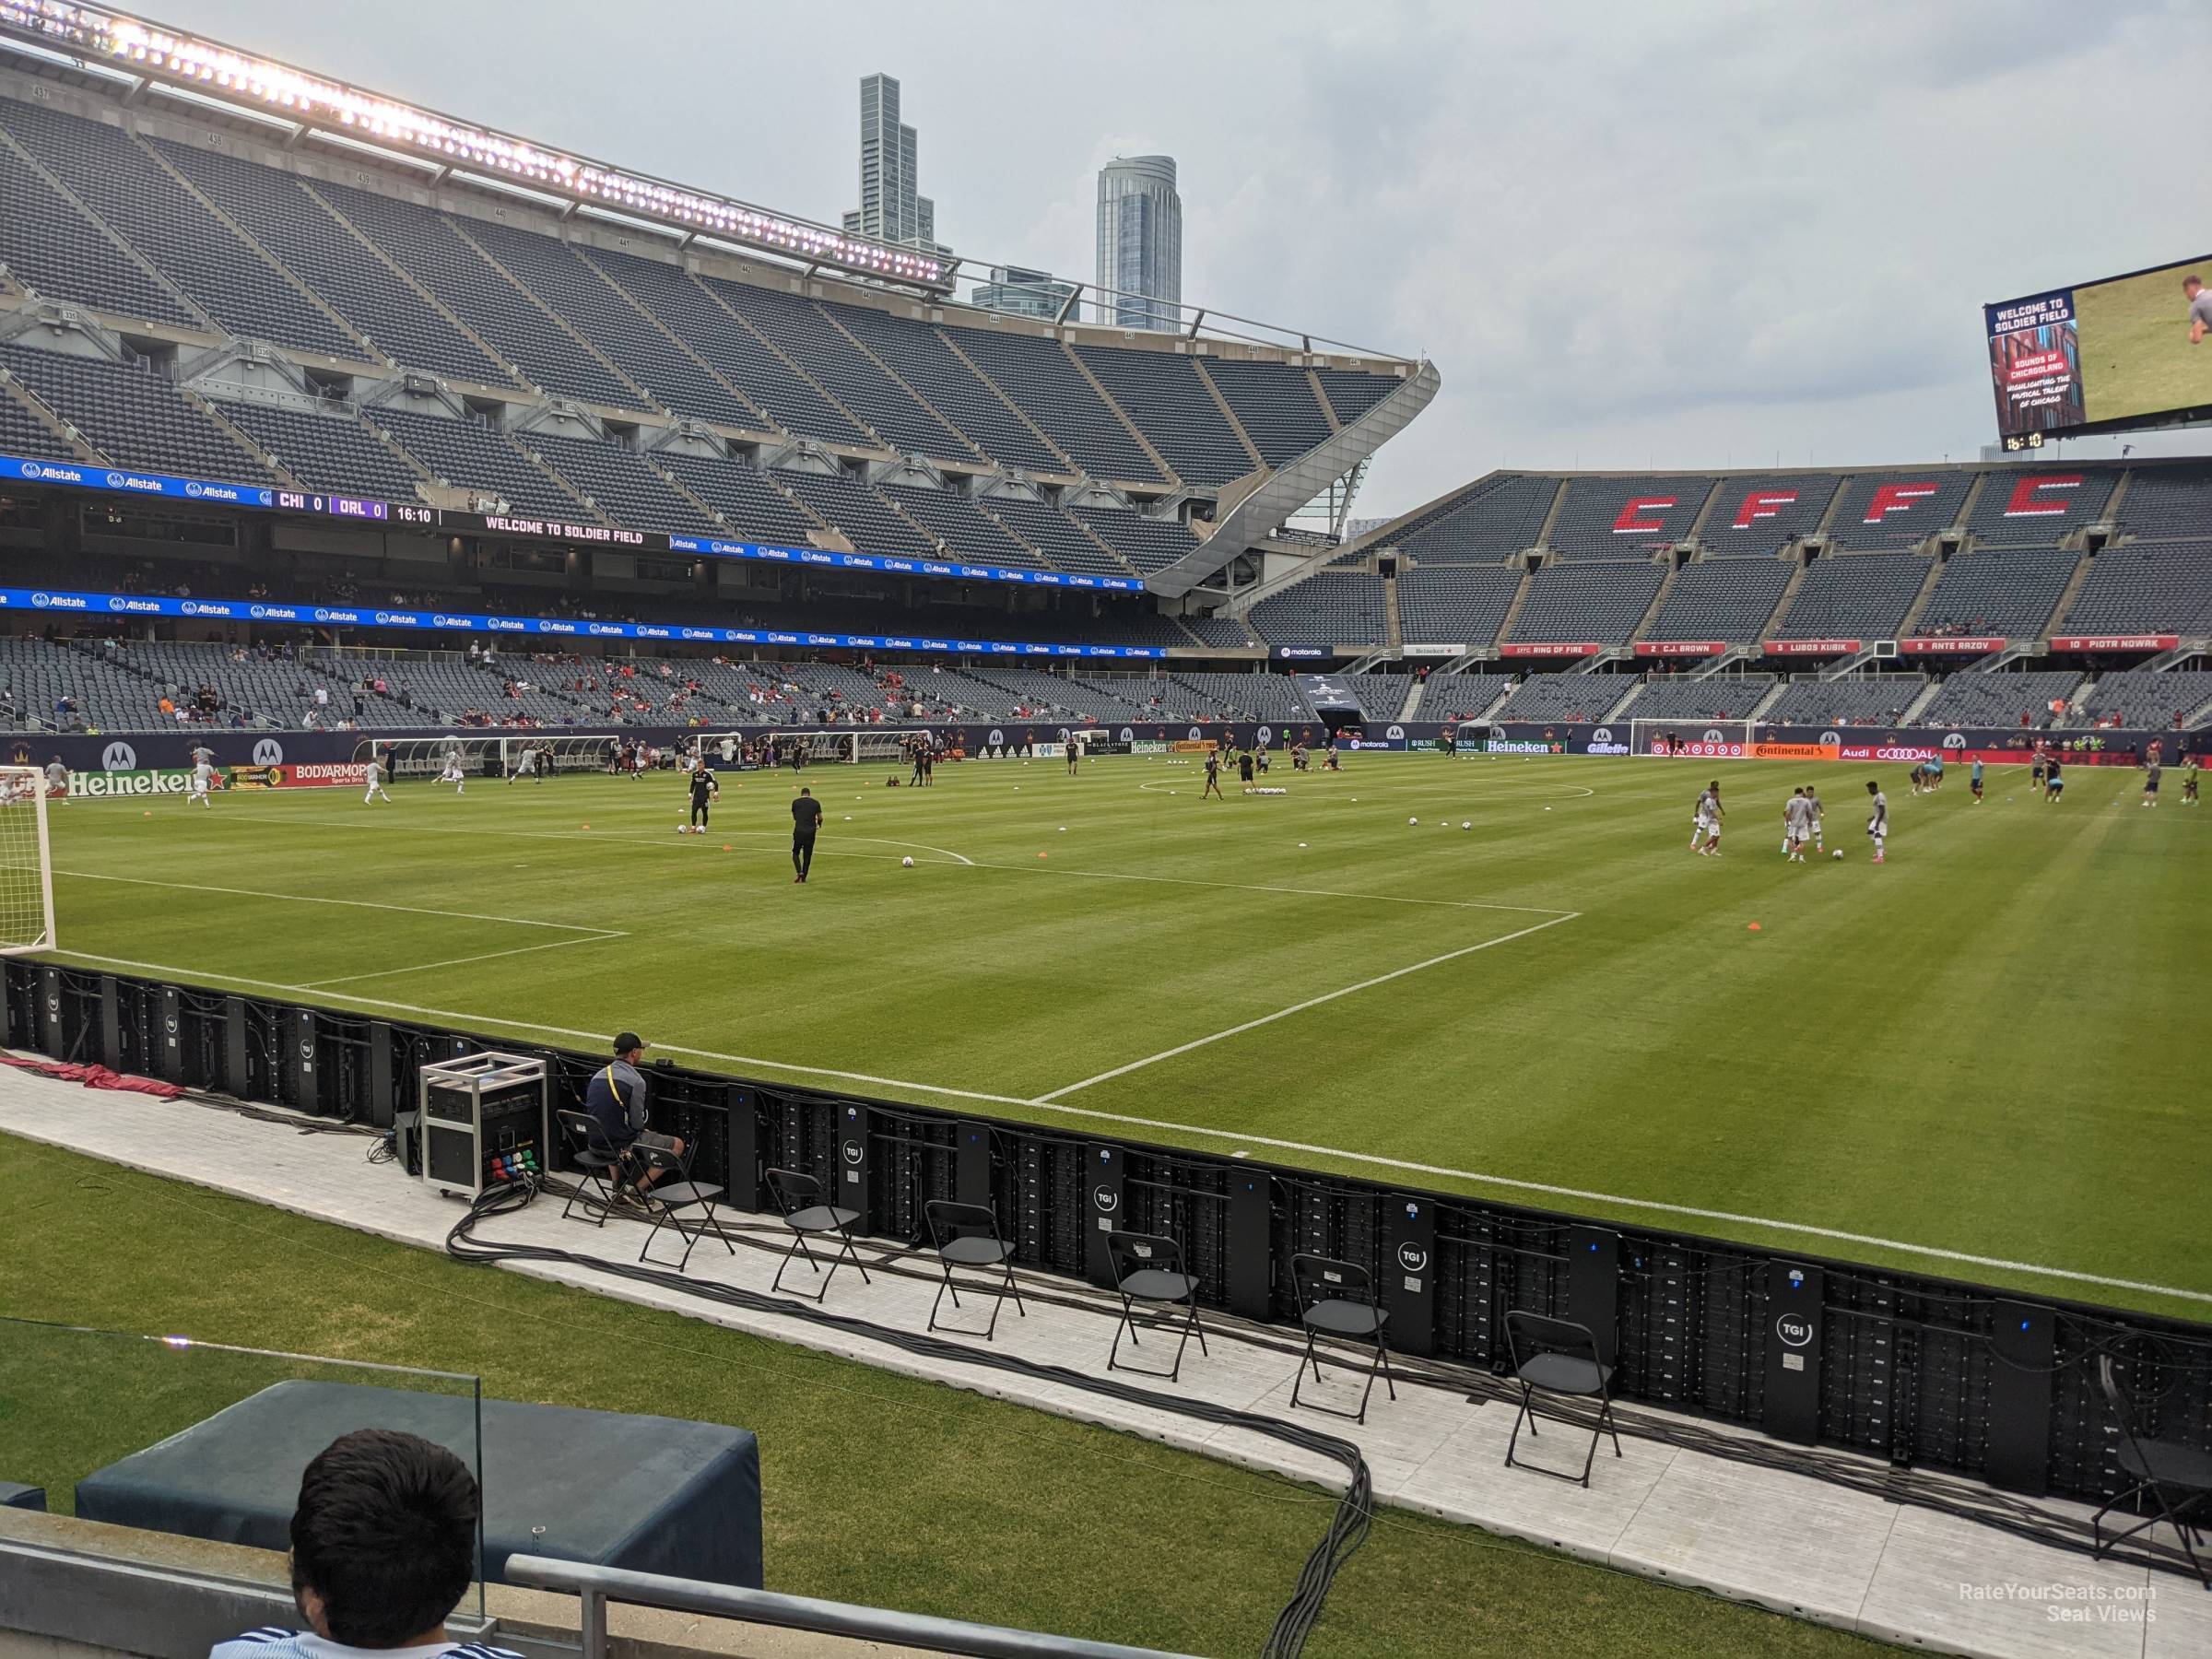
[1092, 1184, 1119, 1214]
[1776, 1313, 1814, 1349]
[1396, 1241, 1430, 1275]
[1703, 727, 1726, 743]
[987, 728, 1005, 747]
[1187, 726, 1202, 742]
[1592, 727, 1613, 744]
[1056, 727, 1070, 742]
[251, 738, 285, 767]
[1943, 732, 1967, 749]
[1821, 730, 1841, 747]
[1118, 727, 1134, 742]
[1257, 726, 1272, 745]
[101, 741, 137, 771]
[1387, 724, 1406, 739]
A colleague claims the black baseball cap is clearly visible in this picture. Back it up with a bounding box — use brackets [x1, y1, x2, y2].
[613, 1032, 645, 1055]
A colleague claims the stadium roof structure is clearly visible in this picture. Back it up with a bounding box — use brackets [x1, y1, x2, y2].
[0, 4, 1434, 597]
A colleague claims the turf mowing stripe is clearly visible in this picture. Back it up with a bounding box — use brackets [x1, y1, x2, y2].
[1034, 912, 1583, 1100]
[38, 947, 2212, 1307]
[53, 868, 620, 933]
[297, 932, 630, 989]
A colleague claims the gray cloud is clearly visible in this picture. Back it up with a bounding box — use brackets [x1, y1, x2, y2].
[159, 0, 2212, 510]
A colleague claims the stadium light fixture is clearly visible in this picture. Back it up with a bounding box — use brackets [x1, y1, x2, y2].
[0, 0, 958, 292]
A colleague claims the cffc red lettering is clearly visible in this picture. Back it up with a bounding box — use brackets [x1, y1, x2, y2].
[1612, 495, 1677, 534]
[2003, 473, 2082, 517]
[1862, 482, 1937, 523]
[1731, 489, 1799, 530]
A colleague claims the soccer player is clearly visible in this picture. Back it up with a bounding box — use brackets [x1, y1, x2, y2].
[2141, 758, 2161, 807]
[42, 755, 68, 806]
[2184, 756, 2200, 805]
[1804, 785, 1826, 853]
[361, 757, 392, 805]
[1928, 752, 1944, 793]
[1970, 756, 1984, 804]
[910, 736, 927, 787]
[791, 784, 822, 882]
[1692, 781, 1724, 855]
[1066, 735, 1080, 775]
[2045, 754, 2065, 803]
[508, 744, 537, 785]
[2030, 748, 2047, 794]
[1865, 779, 1888, 864]
[438, 740, 466, 794]
[1202, 748, 1225, 800]
[187, 749, 218, 808]
[2187, 273, 2211, 346]
[1238, 747, 1255, 785]
[1909, 761, 1928, 797]
[1256, 742, 1271, 775]
[687, 760, 718, 833]
[1783, 788, 1809, 861]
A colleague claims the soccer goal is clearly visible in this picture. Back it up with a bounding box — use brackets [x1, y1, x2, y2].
[691, 730, 881, 766]
[0, 766, 57, 956]
[1629, 719, 1758, 759]
[497, 733, 623, 777]
[353, 734, 622, 779]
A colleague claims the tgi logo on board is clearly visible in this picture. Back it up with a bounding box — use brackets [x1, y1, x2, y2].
[1396, 1241, 1430, 1276]
[251, 738, 285, 767]
[100, 741, 138, 771]
[1775, 1312, 1815, 1349]
[1091, 1184, 1120, 1215]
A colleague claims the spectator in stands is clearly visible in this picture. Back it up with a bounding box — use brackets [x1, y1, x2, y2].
[209, 1427, 516, 1659]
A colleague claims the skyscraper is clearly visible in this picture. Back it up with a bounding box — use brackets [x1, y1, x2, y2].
[971, 265, 1078, 322]
[1095, 156, 1182, 332]
[843, 73, 947, 253]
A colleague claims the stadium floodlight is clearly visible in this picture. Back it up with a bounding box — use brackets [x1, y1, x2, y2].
[0, 1, 956, 292]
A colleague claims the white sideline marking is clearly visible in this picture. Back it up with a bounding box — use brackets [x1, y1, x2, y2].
[38, 948, 2212, 1306]
[53, 869, 618, 934]
[1036, 912, 1582, 1100]
[710, 831, 975, 866]
[953, 861, 1574, 916]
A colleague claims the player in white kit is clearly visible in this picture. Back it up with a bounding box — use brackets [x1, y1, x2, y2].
[187, 757, 217, 807]
[1865, 780, 1888, 865]
[1803, 785, 1825, 853]
[438, 740, 466, 794]
[43, 757, 68, 806]
[362, 757, 392, 804]
[1691, 781, 1724, 855]
[1783, 789, 1810, 861]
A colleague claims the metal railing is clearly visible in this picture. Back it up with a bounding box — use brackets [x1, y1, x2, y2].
[504, 1555, 1192, 1659]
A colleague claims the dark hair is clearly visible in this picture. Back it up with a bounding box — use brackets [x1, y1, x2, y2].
[289, 1429, 479, 1646]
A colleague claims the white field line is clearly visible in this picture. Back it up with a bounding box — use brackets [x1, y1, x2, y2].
[1035, 912, 1582, 1100]
[37, 947, 2212, 1306]
[53, 868, 617, 933]
[298, 932, 625, 989]
[949, 861, 1575, 916]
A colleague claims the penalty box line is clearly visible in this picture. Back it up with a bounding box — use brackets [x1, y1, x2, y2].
[1036, 911, 1582, 1102]
[35, 947, 2212, 1309]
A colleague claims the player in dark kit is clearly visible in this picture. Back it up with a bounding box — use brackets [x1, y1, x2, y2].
[1202, 748, 1224, 799]
[686, 762, 717, 833]
[1065, 735, 1080, 775]
[791, 785, 823, 882]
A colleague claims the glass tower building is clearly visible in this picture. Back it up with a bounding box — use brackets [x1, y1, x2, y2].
[1095, 156, 1181, 332]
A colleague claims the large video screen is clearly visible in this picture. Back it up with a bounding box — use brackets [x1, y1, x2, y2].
[1985, 255, 2212, 439]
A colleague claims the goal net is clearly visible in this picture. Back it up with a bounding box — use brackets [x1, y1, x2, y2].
[0, 766, 56, 956]
[1629, 718, 1758, 759]
[353, 734, 622, 779]
[691, 730, 877, 766]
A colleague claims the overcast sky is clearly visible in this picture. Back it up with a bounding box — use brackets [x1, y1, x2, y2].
[153, 0, 2212, 514]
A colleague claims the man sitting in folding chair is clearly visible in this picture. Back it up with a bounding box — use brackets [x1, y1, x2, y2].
[582, 1032, 684, 1202]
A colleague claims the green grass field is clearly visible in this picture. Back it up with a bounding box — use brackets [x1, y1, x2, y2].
[2075, 255, 2212, 422]
[35, 749, 2212, 1319]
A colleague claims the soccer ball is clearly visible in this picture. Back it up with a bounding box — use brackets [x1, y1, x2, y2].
[1408, 817, 1419, 826]
[1461, 821, 1471, 830]
[901, 856, 914, 868]
[1832, 850, 1844, 861]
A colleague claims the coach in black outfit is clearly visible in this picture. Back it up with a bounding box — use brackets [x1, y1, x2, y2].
[792, 785, 823, 882]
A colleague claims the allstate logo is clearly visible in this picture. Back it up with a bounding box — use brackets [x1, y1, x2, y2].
[181, 601, 199, 617]
[255, 489, 272, 507]
[100, 741, 137, 771]
[313, 608, 332, 622]
[184, 481, 203, 499]
[1821, 730, 1841, 747]
[1943, 732, 1967, 749]
[29, 592, 49, 608]
[250, 605, 267, 619]
[18, 461, 38, 479]
[251, 738, 285, 766]
[106, 473, 124, 488]
[987, 728, 1005, 747]
[1592, 727, 1614, 744]
[1387, 724, 1405, 739]
[107, 596, 126, 611]
[1703, 727, 1726, 742]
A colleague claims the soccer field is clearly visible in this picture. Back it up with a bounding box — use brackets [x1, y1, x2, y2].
[35, 749, 2210, 1320]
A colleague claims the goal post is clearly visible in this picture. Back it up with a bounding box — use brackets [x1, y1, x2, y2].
[1629, 718, 1758, 758]
[352, 733, 623, 779]
[0, 767, 57, 956]
[690, 730, 877, 766]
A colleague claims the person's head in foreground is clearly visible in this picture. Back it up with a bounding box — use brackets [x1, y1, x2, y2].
[288, 1428, 479, 1648]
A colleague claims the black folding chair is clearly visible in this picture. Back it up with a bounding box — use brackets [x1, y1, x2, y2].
[1503, 1311, 1622, 1487]
[554, 1108, 620, 1226]
[764, 1167, 872, 1301]
[630, 1143, 736, 1274]
[2092, 1355, 2212, 1587]
[1289, 1253, 1396, 1424]
[924, 1199, 1025, 1340]
[1104, 1230, 1207, 1382]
